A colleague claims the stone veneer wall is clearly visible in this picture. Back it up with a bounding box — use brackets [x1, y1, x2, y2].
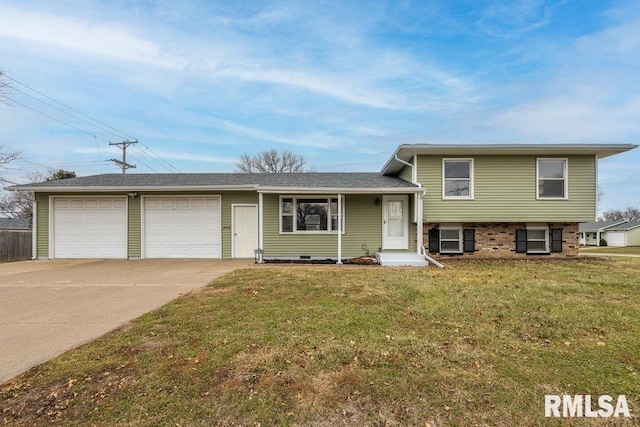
[423, 222, 579, 258]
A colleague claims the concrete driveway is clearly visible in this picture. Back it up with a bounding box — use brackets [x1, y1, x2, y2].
[0, 259, 251, 383]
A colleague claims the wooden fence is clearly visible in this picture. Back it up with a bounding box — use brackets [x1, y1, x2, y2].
[0, 230, 32, 262]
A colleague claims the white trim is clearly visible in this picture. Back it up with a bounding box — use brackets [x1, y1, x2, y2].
[594, 154, 598, 221]
[337, 193, 343, 264]
[49, 195, 128, 259]
[18, 185, 257, 192]
[525, 224, 550, 254]
[259, 187, 420, 194]
[231, 204, 258, 259]
[439, 226, 463, 254]
[536, 158, 569, 200]
[141, 194, 222, 259]
[258, 192, 264, 262]
[442, 158, 474, 200]
[412, 154, 418, 183]
[382, 195, 409, 250]
[278, 195, 346, 234]
[32, 200, 37, 260]
[416, 192, 423, 255]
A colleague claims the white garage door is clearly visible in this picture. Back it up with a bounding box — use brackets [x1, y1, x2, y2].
[143, 196, 221, 258]
[53, 197, 127, 258]
[607, 231, 626, 247]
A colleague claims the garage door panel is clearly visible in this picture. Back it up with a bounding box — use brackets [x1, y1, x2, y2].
[144, 196, 221, 258]
[53, 198, 127, 259]
[607, 231, 625, 247]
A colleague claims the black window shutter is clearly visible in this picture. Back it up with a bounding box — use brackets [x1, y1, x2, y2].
[516, 229, 527, 253]
[551, 228, 563, 253]
[463, 229, 475, 252]
[428, 227, 440, 253]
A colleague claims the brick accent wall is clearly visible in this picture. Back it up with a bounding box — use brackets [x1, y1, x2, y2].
[423, 222, 579, 258]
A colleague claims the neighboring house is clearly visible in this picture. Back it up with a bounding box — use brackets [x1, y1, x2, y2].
[578, 221, 626, 246]
[0, 218, 32, 231]
[6, 143, 637, 265]
[602, 221, 640, 247]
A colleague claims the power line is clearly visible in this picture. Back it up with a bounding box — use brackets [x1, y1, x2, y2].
[11, 85, 130, 142]
[10, 99, 113, 143]
[133, 145, 178, 173]
[127, 152, 158, 172]
[3, 73, 135, 141]
[6, 73, 180, 173]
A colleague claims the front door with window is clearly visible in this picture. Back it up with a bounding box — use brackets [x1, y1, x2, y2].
[233, 205, 258, 258]
[382, 195, 408, 250]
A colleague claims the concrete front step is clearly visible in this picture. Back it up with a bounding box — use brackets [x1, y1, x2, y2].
[375, 251, 428, 267]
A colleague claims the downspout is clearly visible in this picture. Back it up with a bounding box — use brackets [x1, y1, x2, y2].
[337, 193, 343, 264]
[258, 192, 264, 263]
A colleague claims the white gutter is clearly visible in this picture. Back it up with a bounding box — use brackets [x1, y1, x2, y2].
[6, 184, 259, 192]
[257, 187, 421, 194]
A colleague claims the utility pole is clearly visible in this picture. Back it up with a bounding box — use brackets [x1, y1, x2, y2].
[108, 140, 137, 174]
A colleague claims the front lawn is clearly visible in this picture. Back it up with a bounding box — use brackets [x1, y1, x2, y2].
[2, 259, 639, 426]
[581, 246, 640, 255]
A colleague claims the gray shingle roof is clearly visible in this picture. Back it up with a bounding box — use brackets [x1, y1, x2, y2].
[579, 221, 626, 232]
[606, 221, 640, 231]
[7, 173, 419, 191]
[0, 218, 31, 230]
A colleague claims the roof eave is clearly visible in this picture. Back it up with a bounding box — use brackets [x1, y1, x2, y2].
[257, 186, 421, 194]
[7, 185, 259, 192]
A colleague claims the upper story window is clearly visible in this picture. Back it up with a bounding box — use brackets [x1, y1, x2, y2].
[280, 196, 345, 233]
[537, 158, 567, 199]
[443, 159, 473, 199]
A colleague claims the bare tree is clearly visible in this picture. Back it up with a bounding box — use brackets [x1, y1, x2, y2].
[235, 149, 307, 173]
[0, 169, 76, 219]
[600, 207, 640, 222]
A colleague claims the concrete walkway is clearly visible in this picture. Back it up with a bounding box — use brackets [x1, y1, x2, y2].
[0, 259, 251, 384]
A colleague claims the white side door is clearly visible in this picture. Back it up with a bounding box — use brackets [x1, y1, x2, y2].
[382, 195, 408, 250]
[233, 205, 258, 258]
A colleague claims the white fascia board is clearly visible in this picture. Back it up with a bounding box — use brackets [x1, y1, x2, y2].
[10, 185, 259, 192]
[256, 187, 421, 194]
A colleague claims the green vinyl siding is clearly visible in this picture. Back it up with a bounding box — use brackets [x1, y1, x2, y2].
[135, 191, 258, 259]
[627, 228, 640, 246]
[127, 196, 141, 258]
[398, 164, 413, 183]
[262, 194, 383, 258]
[417, 155, 596, 222]
[220, 192, 259, 259]
[35, 193, 49, 258]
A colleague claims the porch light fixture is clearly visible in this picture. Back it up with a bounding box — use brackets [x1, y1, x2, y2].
[375, 197, 381, 206]
[127, 192, 138, 198]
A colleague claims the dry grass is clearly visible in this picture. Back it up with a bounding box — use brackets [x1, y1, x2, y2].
[581, 246, 640, 255]
[1, 258, 639, 426]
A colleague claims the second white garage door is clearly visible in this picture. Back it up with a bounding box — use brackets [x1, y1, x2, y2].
[143, 196, 221, 258]
[607, 231, 626, 247]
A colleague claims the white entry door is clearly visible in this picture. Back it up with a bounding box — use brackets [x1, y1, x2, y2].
[382, 195, 408, 250]
[233, 205, 258, 258]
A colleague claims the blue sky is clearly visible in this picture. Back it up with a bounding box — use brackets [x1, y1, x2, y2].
[0, 0, 638, 212]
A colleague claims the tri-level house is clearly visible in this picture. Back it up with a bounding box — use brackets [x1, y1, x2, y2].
[8, 143, 636, 266]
